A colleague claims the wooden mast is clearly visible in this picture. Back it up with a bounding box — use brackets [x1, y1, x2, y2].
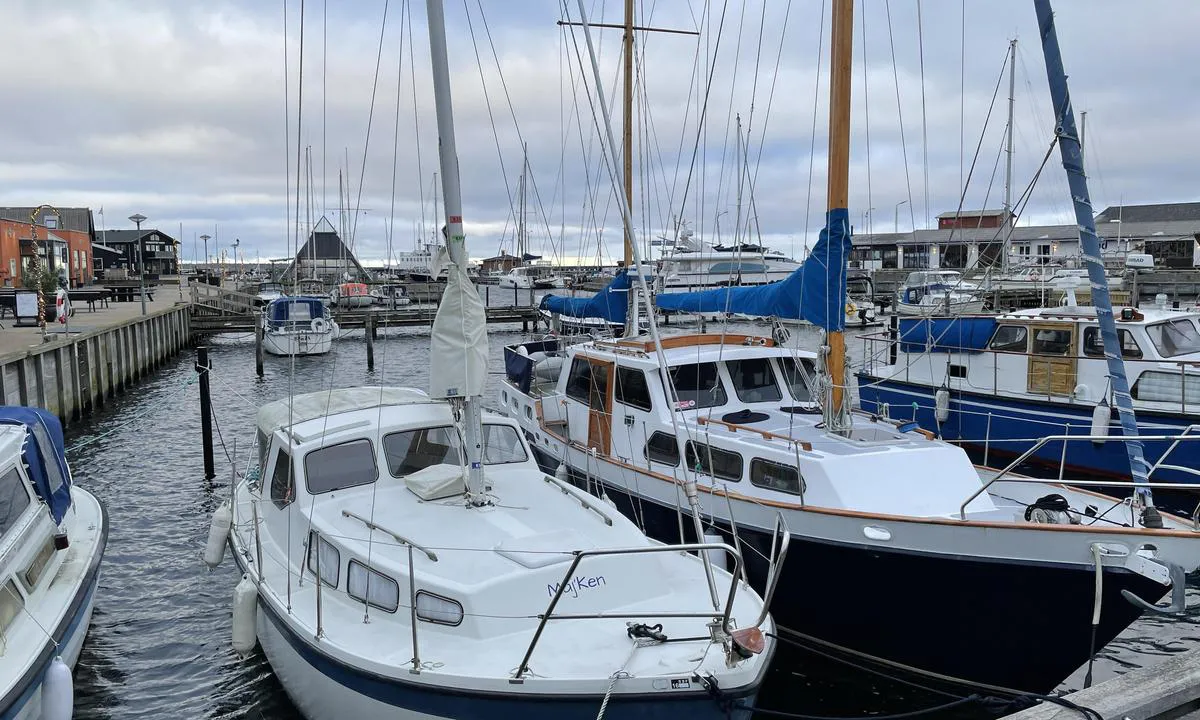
[827, 0, 853, 421]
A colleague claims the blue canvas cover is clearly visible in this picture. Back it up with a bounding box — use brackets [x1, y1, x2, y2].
[655, 209, 852, 330]
[539, 270, 631, 325]
[0, 406, 72, 524]
[266, 297, 327, 328]
[503, 339, 561, 394]
[898, 317, 997, 354]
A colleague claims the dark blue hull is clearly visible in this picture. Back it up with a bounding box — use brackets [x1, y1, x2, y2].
[856, 374, 1200, 487]
[537, 458, 1168, 695]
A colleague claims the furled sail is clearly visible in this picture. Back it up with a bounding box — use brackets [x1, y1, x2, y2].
[539, 269, 630, 324]
[655, 209, 852, 330]
[429, 257, 488, 399]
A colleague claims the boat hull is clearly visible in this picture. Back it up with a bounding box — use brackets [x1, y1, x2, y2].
[894, 299, 985, 316]
[254, 585, 757, 720]
[263, 329, 335, 356]
[856, 374, 1200, 489]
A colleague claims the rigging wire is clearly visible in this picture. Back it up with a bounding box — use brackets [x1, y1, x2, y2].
[916, 0, 928, 230]
[883, 1, 917, 238]
[349, 0, 392, 248]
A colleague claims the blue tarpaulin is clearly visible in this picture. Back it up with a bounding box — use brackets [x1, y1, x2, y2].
[898, 317, 997, 354]
[266, 297, 327, 328]
[655, 209, 852, 331]
[539, 269, 631, 325]
[0, 406, 72, 524]
[503, 339, 561, 394]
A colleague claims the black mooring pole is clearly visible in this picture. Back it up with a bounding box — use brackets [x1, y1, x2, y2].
[197, 345, 215, 479]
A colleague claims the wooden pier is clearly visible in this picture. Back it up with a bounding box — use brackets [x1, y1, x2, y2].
[190, 304, 542, 334]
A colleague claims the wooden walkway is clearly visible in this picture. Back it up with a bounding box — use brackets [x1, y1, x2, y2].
[189, 305, 542, 333]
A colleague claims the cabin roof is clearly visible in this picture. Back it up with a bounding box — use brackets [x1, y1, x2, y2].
[996, 306, 1199, 324]
[257, 387, 436, 435]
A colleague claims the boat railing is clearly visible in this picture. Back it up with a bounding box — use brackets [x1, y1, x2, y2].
[1147, 424, 1200, 483]
[514, 529, 790, 680]
[958, 432, 1200, 522]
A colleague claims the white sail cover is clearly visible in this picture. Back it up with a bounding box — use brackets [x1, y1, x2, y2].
[429, 259, 488, 398]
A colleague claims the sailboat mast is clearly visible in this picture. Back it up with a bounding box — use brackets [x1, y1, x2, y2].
[735, 114, 743, 246]
[622, 0, 634, 272]
[425, 0, 485, 499]
[1033, 0, 1157, 522]
[826, 0, 853, 424]
[518, 143, 527, 258]
[1002, 38, 1016, 275]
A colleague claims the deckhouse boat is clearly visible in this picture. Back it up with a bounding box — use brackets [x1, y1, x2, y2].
[655, 225, 800, 293]
[857, 304, 1200, 487]
[894, 270, 986, 316]
[0, 407, 107, 720]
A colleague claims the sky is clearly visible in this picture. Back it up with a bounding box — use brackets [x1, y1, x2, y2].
[1, 0, 1198, 267]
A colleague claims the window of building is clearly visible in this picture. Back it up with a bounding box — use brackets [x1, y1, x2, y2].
[644, 432, 680, 466]
[750, 458, 803, 495]
[685, 441, 742, 482]
[989, 325, 1028, 353]
[0, 468, 31, 539]
[305, 439, 377, 494]
[1082, 328, 1143, 359]
[306, 532, 340, 588]
[727, 358, 782, 403]
[269, 448, 294, 508]
[1032, 328, 1073, 355]
[880, 247, 898, 269]
[902, 244, 930, 269]
[347, 560, 400, 612]
[777, 357, 817, 402]
[941, 244, 968, 269]
[615, 367, 653, 412]
[1146, 320, 1200, 358]
[668, 363, 727, 410]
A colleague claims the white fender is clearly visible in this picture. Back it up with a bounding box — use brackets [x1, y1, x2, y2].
[232, 574, 258, 655]
[41, 656, 73, 720]
[934, 388, 951, 423]
[554, 463, 570, 482]
[1091, 400, 1110, 445]
[204, 500, 232, 569]
[703, 532, 729, 571]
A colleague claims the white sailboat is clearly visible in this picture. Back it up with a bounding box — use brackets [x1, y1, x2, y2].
[213, 2, 778, 717]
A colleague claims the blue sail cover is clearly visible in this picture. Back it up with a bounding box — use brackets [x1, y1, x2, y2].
[266, 297, 327, 327]
[899, 317, 997, 354]
[655, 209, 852, 330]
[539, 269, 631, 325]
[0, 407, 72, 524]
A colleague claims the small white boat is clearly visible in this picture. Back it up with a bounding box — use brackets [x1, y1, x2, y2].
[262, 297, 339, 356]
[0, 407, 107, 720]
[296, 278, 330, 304]
[255, 281, 287, 308]
[895, 270, 985, 315]
[370, 283, 411, 308]
[329, 282, 374, 309]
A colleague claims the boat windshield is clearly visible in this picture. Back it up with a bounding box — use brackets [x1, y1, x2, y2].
[777, 356, 817, 402]
[668, 362, 727, 410]
[1146, 319, 1200, 358]
[383, 424, 527, 477]
[727, 358, 782, 403]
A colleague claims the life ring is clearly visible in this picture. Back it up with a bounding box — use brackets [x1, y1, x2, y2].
[311, 317, 329, 333]
[55, 289, 69, 324]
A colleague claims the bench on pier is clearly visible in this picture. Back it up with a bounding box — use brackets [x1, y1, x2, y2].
[105, 284, 157, 303]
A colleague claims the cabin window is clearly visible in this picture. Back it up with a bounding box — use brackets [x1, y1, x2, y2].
[269, 448, 294, 508]
[988, 325, 1028, 353]
[306, 439, 378, 494]
[777, 357, 817, 402]
[0, 467, 31, 538]
[384, 427, 462, 476]
[685, 441, 742, 482]
[1031, 328, 1073, 356]
[668, 363, 727, 410]
[1131, 372, 1200, 406]
[727, 358, 783, 403]
[615, 367, 653, 412]
[750, 458, 803, 495]
[23, 536, 55, 589]
[565, 358, 609, 410]
[1082, 328, 1143, 359]
[306, 532, 340, 588]
[644, 432, 680, 466]
[0, 580, 22, 633]
[1146, 319, 1200, 358]
[348, 560, 400, 613]
[948, 364, 968, 378]
[482, 425, 529, 464]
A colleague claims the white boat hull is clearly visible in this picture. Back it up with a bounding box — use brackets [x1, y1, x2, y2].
[894, 298, 986, 315]
[263, 327, 336, 356]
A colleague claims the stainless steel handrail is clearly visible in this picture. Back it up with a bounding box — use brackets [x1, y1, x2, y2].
[960, 432, 1200, 519]
[542, 474, 613, 526]
[1147, 424, 1200, 481]
[513, 542, 748, 680]
[753, 512, 792, 629]
[341, 510, 439, 562]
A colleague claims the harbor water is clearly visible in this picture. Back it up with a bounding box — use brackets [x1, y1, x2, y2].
[63, 323, 1200, 719]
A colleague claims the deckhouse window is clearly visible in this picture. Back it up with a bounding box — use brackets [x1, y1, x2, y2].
[777, 357, 817, 402]
[1131, 371, 1200, 406]
[348, 560, 400, 613]
[728, 358, 782, 403]
[0, 468, 31, 538]
[615, 367, 653, 412]
[668, 363, 727, 410]
[269, 448, 294, 509]
[989, 325, 1028, 353]
[1083, 328, 1143, 359]
[481, 425, 529, 464]
[384, 427, 462, 476]
[750, 458, 803, 496]
[685, 441, 742, 482]
[644, 432, 680, 466]
[565, 358, 609, 410]
[306, 439, 378, 494]
[1146, 319, 1200, 358]
[306, 532, 340, 588]
[1031, 328, 1072, 355]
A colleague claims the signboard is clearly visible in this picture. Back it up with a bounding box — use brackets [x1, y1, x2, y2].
[14, 290, 39, 326]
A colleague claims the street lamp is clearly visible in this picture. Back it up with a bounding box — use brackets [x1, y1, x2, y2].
[129, 213, 148, 315]
[231, 238, 241, 281]
[200, 234, 211, 274]
[860, 208, 875, 236]
[895, 199, 909, 233]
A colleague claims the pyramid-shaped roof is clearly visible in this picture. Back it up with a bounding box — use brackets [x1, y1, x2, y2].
[281, 216, 369, 281]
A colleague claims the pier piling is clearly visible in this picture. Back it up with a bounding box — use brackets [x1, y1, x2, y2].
[197, 346, 215, 480]
[254, 321, 264, 377]
[365, 313, 375, 371]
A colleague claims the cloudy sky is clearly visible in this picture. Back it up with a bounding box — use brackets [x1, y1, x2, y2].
[1, 0, 1197, 266]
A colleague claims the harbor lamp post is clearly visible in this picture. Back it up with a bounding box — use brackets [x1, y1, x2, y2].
[895, 200, 909, 233]
[200, 234, 211, 275]
[129, 213, 147, 315]
[231, 238, 240, 281]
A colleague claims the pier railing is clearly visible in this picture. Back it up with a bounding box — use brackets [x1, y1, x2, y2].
[190, 283, 260, 316]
